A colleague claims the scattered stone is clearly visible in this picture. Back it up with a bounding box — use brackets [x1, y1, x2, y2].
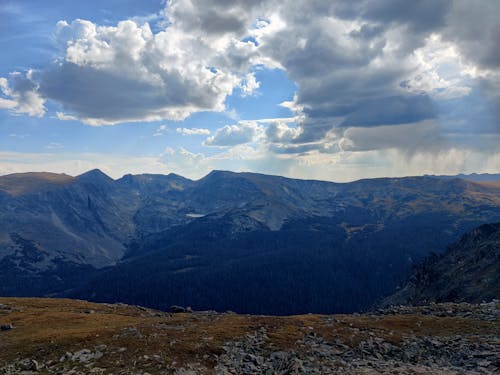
[72, 349, 100, 363]
[60, 351, 72, 362]
[18, 358, 39, 371]
[1, 301, 498, 374]
[95, 344, 107, 352]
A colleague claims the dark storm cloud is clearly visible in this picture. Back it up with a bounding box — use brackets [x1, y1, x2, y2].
[442, 0, 500, 70]
[359, 0, 451, 33]
[255, 0, 500, 152]
[40, 63, 224, 124]
[341, 95, 437, 127]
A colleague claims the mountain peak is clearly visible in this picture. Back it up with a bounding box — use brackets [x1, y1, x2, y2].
[76, 169, 114, 183]
[205, 170, 237, 178]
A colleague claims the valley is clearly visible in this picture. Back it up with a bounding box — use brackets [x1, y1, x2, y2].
[1, 170, 499, 314]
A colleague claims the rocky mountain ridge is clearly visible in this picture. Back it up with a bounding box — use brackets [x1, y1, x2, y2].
[1, 169, 499, 313]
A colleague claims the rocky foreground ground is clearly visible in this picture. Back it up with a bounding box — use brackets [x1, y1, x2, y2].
[0, 298, 498, 374]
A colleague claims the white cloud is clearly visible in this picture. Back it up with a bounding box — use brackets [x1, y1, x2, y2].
[176, 127, 210, 136]
[265, 121, 302, 143]
[0, 72, 45, 117]
[154, 124, 168, 136]
[38, 14, 264, 125]
[204, 122, 263, 147]
[0, 97, 17, 110]
[239, 72, 260, 96]
[55, 112, 77, 121]
[45, 142, 64, 150]
[402, 34, 473, 100]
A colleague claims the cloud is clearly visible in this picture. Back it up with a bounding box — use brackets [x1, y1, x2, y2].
[239, 72, 260, 96]
[176, 127, 210, 136]
[154, 124, 168, 137]
[204, 122, 263, 147]
[340, 94, 437, 127]
[0, 0, 499, 166]
[33, 16, 263, 125]
[442, 0, 500, 71]
[339, 121, 443, 153]
[55, 112, 77, 121]
[0, 72, 45, 117]
[45, 142, 64, 150]
[265, 121, 302, 143]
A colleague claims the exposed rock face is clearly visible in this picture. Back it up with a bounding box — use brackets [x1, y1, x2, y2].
[381, 223, 500, 307]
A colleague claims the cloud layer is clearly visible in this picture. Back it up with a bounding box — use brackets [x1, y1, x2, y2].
[0, 0, 499, 178]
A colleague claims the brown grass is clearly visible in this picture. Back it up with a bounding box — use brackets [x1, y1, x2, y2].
[0, 297, 498, 373]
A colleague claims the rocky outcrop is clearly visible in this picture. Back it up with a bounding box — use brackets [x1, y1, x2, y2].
[1, 298, 498, 374]
[381, 223, 500, 307]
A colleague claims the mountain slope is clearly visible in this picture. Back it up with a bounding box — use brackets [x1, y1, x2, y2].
[0, 172, 74, 196]
[381, 223, 500, 306]
[69, 173, 500, 314]
[0, 169, 499, 313]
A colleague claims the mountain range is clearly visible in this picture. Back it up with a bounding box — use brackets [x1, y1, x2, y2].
[0, 169, 499, 314]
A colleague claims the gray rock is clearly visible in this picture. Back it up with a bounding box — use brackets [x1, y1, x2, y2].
[18, 358, 39, 371]
[72, 349, 95, 363]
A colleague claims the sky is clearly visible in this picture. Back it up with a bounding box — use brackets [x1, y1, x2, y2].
[0, 0, 499, 181]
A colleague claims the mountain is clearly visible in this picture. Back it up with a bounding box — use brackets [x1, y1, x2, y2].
[0, 172, 74, 195]
[380, 223, 500, 306]
[0, 169, 499, 313]
[432, 173, 500, 182]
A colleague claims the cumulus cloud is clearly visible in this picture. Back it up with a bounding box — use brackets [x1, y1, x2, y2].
[239, 72, 260, 96]
[38, 18, 247, 125]
[1, 0, 499, 165]
[265, 122, 302, 143]
[31, 13, 267, 125]
[204, 122, 263, 147]
[0, 72, 45, 117]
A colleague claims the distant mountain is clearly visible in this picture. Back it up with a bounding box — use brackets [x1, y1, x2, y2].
[0, 169, 499, 313]
[431, 173, 500, 182]
[380, 223, 500, 307]
[0, 172, 74, 195]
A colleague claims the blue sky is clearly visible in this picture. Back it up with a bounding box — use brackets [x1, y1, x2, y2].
[0, 0, 499, 180]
